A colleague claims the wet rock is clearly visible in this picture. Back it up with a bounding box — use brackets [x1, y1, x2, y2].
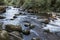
[10, 18, 15, 20]
[44, 29, 50, 33]
[0, 7, 6, 13]
[29, 24, 35, 29]
[5, 24, 22, 32]
[19, 13, 22, 15]
[24, 21, 35, 29]
[15, 14, 20, 16]
[0, 16, 5, 19]
[42, 19, 50, 24]
[0, 23, 3, 29]
[13, 16, 17, 18]
[0, 30, 9, 40]
[31, 37, 40, 40]
[24, 21, 30, 27]
[24, 23, 30, 27]
[22, 29, 30, 35]
[43, 29, 52, 34]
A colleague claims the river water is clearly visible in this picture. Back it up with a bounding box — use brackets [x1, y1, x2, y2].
[0, 6, 60, 40]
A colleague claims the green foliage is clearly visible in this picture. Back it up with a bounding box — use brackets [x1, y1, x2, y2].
[0, 0, 60, 12]
[0, 0, 5, 5]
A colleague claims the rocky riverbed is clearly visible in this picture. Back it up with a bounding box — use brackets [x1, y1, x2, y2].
[0, 6, 60, 40]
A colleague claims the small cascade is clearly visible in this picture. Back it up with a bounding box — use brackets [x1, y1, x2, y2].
[42, 14, 60, 33]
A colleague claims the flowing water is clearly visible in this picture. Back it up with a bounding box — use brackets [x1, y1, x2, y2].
[0, 6, 60, 40]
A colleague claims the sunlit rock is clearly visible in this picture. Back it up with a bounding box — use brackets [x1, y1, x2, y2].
[24, 21, 30, 27]
[22, 29, 30, 35]
[5, 24, 22, 32]
[29, 24, 35, 29]
[0, 16, 5, 19]
[0, 30, 9, 40]
[24, 23, 30, 27]
[31, 37, 40, 40]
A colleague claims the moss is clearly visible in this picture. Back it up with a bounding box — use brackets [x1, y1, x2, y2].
[22, 29, 30, 35]
[5, 24, 22, 32]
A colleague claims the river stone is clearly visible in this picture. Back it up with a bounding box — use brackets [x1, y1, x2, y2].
[5, 24, 22, 32]
[0, 16, 5, 19]
[15, 13, 22, 16]
[0, 23, 3, 30]
[0, 7, 6, 13]
[22, 29, 30, 35]
[31, 37, 40, 40]
[19, 13, 22, 15]
[42, 19, 50, 24]
[0, 30, 9, 40]
[29, 24, 35, 29]
[24, 23, 30, 27]
[10, 18, 15, 20]
[24, 21, 30, 27]
[15, 14, 20, 16]
[13, 16, 17, 18]
[43, 29, 52, 34]
[11, 31, 23, 38]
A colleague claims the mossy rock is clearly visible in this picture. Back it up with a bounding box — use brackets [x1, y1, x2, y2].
[42, 19, 50, 24]
[5, 24, 22, 32]
[43, 29, 52, 34]
[0, 7, 6, 13]
[22, 29, 30, 35]
[0, 30, 9, 40]
[29, 24, 35, 29]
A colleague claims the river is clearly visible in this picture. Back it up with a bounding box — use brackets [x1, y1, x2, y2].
[0, 6, 60, 40]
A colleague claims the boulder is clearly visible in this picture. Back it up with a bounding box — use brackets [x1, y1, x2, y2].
[0, 16, 5, 19]
[22, 29, 30, 35]
[0, 7, 6, 13]
[13, 16, 17, 18]
[29, 24, 35, 29]
[41, 19, 50, 24]
[24, 21, 30, 27]
[24, 23, 30, 27]
[5, 24, 22, 32]
[10, 18, 15, 20]
[11, 31, 23, 38]
[0, 30, 9, 40]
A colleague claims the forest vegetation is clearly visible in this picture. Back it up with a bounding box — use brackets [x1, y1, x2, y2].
[0, 0, 60, 13]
